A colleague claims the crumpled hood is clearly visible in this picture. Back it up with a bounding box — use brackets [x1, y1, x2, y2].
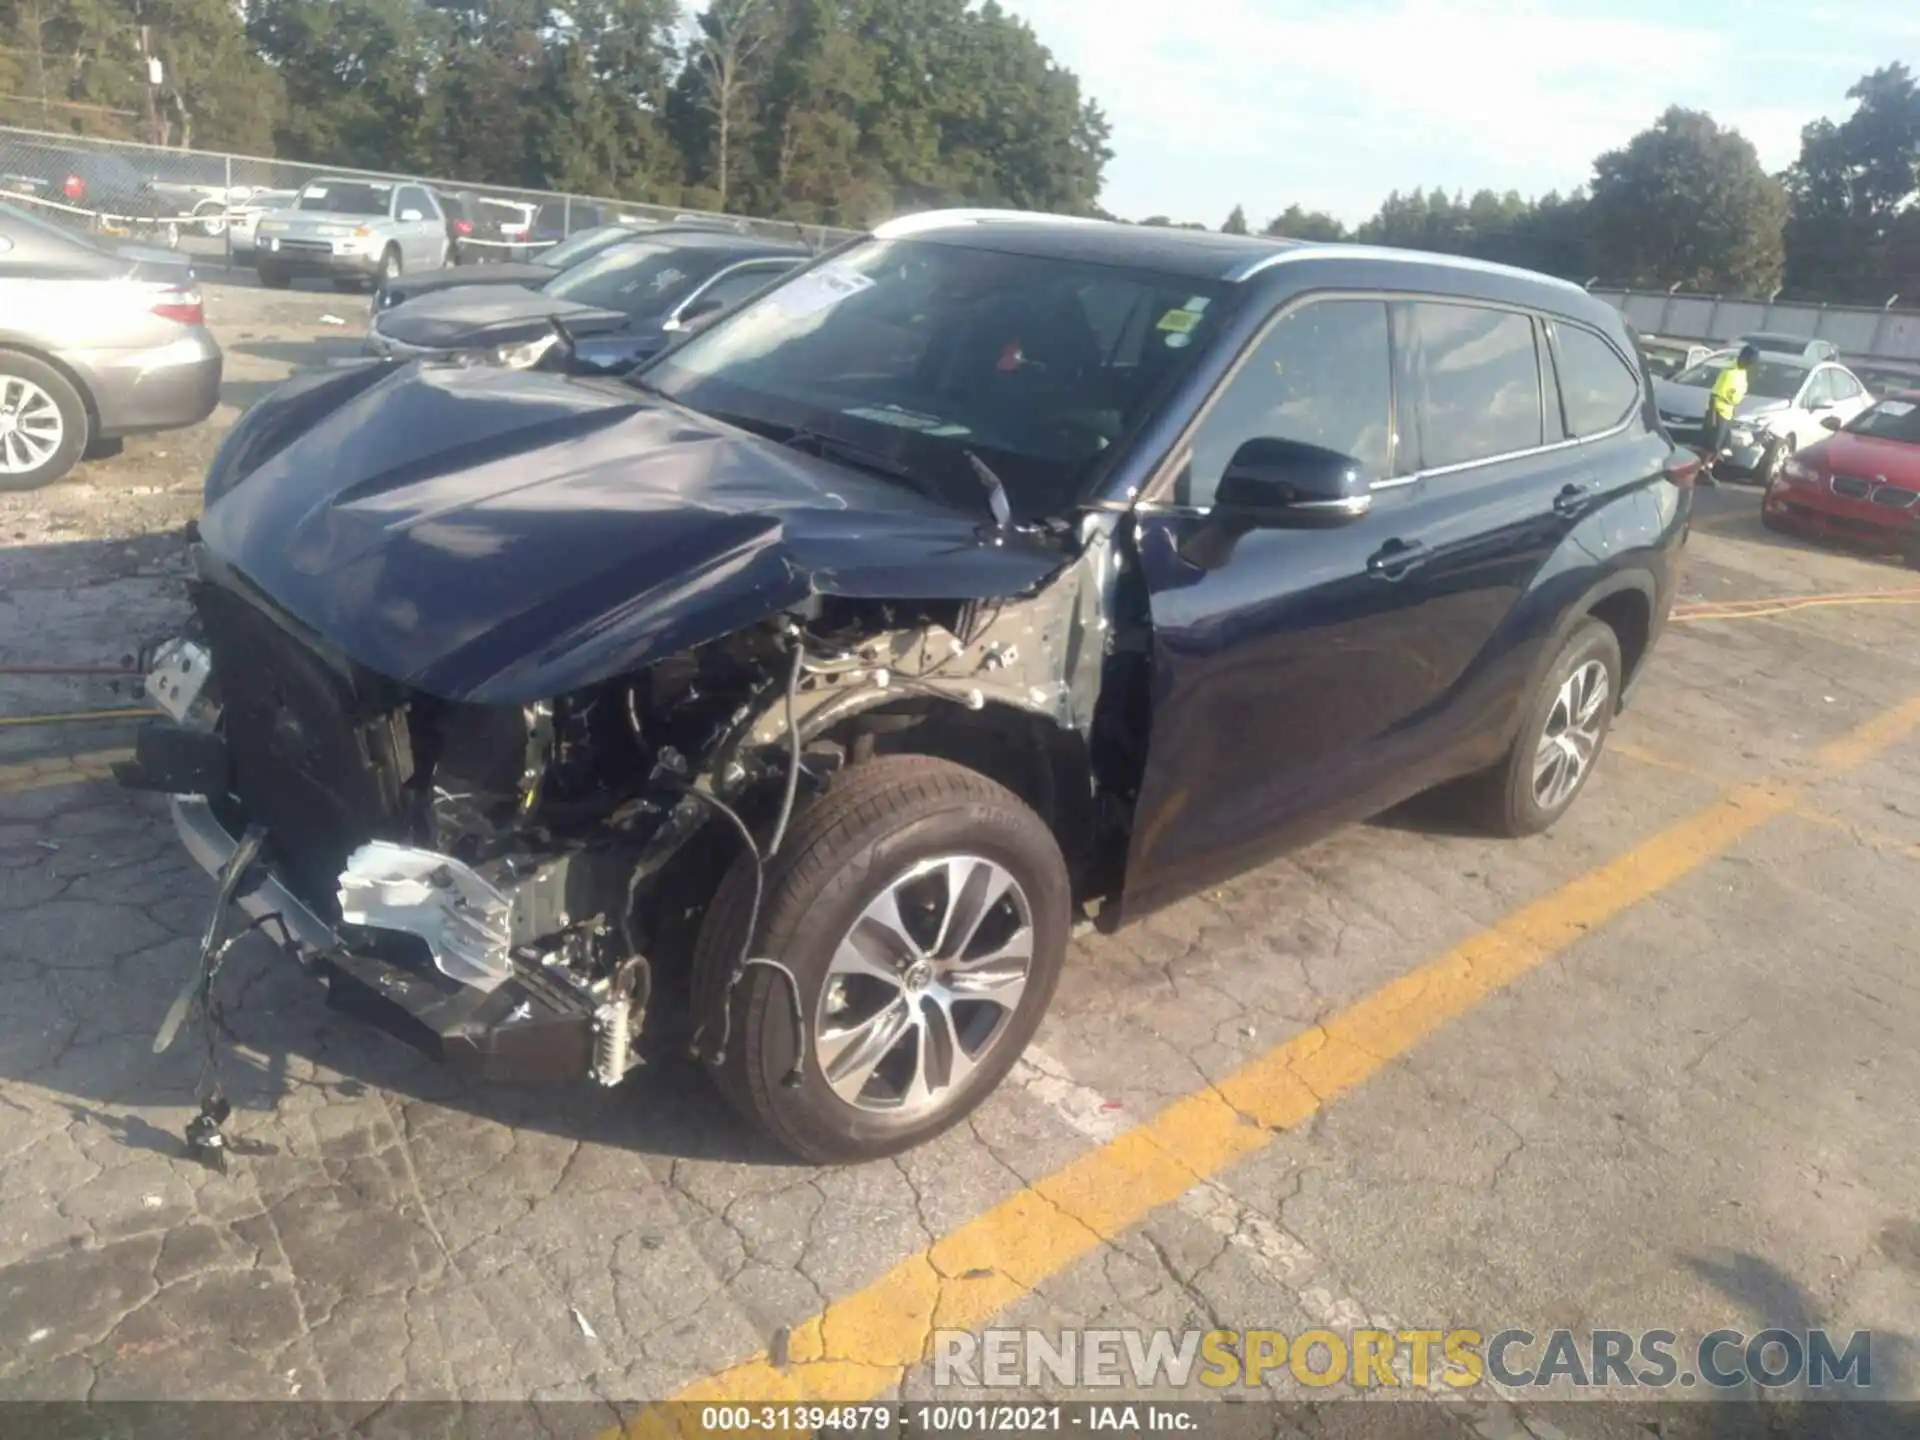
[374, 284, 628, 350]
[1653, 377, 1789, 423]
[198, 362, 1070, 704]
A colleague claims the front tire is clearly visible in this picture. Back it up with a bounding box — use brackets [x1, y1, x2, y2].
[0, 353, 89, 492]
[698, 755, 1071, 1164]
[1458, 619, 1622, 838]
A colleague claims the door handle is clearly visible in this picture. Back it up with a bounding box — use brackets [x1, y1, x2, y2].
[1553, 483, 1596, 517]
[1366, 538, 1429, 580]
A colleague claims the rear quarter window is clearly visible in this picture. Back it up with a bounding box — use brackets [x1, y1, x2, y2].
[1554, 323, 1642, 437]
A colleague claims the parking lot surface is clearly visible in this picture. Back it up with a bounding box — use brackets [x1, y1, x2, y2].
[3, 276, 1919, 1427]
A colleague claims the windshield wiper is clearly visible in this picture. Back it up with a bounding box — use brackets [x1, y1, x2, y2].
[963, 449, 1013, 531]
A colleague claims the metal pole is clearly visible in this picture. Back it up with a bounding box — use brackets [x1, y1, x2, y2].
[564, 195, 572, 236]
[222, 153, 233, 269]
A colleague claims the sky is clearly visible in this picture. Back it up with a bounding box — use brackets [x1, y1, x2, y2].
[997, 0, 1920, 229]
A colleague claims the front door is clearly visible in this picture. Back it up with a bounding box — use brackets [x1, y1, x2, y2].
[1120, 296, 1576, 919]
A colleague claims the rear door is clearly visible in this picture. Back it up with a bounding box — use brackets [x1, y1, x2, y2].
[1355, 300, 1595, 788]
[395, 186, 443, 269]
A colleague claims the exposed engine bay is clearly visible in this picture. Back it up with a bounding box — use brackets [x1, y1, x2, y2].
[127, 510, 1145, 1115]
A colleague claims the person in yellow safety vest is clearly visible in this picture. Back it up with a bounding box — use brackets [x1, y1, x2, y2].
[1698, 343, 1759, 487]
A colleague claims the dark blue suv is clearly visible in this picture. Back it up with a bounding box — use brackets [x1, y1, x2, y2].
[123, 210, 1691, 1164]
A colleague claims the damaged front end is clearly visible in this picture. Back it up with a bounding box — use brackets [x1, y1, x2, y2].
[120, 511, 1134, 1115]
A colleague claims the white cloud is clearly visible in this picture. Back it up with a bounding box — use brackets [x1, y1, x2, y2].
[1000, 0, 1869, 224]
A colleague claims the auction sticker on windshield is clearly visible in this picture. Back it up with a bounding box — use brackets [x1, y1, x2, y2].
[772, 266, 874, 320]
[1882, 400, 1914, 416]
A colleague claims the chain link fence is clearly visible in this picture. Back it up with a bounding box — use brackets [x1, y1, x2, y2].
[0, 124, 856, 271]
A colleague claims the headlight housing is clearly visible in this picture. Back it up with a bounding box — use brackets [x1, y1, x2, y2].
[1781, 458, 1816, 483]
[486, 335, 561, 370]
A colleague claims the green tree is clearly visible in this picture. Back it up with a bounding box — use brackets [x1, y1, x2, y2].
[247, 0, 444, 171]
[1262, 204, 1346, 241]
[1585, 106, 1787, 293]
[1783, 64, 1920, 301]
[1221, 202, 1248, 234]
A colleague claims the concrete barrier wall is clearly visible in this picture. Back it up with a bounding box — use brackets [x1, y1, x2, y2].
[1592, 288, 1920, 363]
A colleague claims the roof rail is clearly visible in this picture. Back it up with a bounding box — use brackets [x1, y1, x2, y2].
[872, 208, 1105, 239]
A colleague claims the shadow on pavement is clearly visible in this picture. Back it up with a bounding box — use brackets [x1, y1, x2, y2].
[1683, 1247, 1915, 1401]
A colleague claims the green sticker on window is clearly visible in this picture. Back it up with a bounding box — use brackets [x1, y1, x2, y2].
[1156, 308, 1203, 334]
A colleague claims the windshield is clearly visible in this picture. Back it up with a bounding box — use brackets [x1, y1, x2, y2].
[1843, 397, 1920, 445]
[295, 181, 392, 217]
[536, 225, 628, 271]
[1672, 357, 1807, 400]
[641, 237, 1235, 521]
[543, 241, 716, 316]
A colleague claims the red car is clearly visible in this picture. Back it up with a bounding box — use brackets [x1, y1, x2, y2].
[1763, 389, 1920, 564]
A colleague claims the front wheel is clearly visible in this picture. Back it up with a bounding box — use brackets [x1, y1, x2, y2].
[1455, 619, 1622, 838]
[379, 245, 402, 282]
[699, 755, 1071, 1164]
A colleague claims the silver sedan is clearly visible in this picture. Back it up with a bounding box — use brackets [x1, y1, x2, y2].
[0, 200, 222, 489]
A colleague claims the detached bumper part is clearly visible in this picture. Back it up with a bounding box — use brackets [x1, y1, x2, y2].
[337, 841, 515, 990]
[168, 796, 594, 1082]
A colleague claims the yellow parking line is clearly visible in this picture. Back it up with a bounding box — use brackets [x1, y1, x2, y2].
[1610, 738, 1920, 856]
[619, 690, 1920, 1430]
[0, 748, 134, 796]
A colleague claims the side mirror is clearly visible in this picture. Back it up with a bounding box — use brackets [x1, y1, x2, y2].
[1213, 437, 1374, 527]
[399, 208, 424, 222]
[1820, 414, 1843, 431]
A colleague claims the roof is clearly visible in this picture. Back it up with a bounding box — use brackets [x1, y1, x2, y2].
[638, 227, 808, 256]
[869, 208, 1587, 298]
[873, 209, 1310, 281]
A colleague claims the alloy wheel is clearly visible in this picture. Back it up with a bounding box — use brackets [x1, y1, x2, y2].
[1532, 659, 1610, 810]
[0, 376, 65, 477]
[814, 854, 1034, 1118]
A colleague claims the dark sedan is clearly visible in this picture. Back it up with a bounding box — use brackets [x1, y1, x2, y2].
[369, 219, 765, 315]
[0, 141, 182, 247]
[364, 230, 808, 374]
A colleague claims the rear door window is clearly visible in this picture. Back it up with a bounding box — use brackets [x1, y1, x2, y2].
[1553, 323, 1642, 437]
[1405, 303, 1544, 468]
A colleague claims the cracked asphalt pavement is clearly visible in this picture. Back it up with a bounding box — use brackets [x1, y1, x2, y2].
[4, 277, 1920, 1424]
